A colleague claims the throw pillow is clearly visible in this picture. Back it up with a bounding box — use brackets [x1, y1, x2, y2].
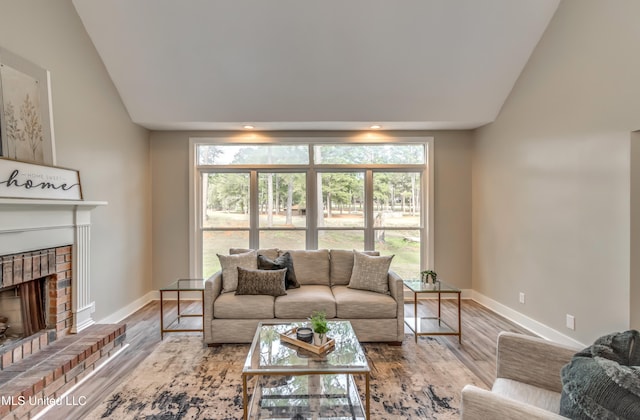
[235, 267, 287, 297]
[257, 252, 300, 289]
[347, 250, 394, 294]
[560, 330, 640, 420]
[229, 248, 279, 260]
[217, 250, 258, 293]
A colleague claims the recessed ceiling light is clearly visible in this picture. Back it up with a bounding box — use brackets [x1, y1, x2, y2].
[370, 124, 382, 130]
[243, 125, 255, 130]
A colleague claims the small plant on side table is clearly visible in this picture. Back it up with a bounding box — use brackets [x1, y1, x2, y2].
[421, 270, 438, 285]
[310, 310, 329, 346]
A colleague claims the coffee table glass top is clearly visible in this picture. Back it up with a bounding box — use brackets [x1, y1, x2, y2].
[159, 278, 205, 291]
[403, 279, 460, 293]
[243, 321, 369, 375]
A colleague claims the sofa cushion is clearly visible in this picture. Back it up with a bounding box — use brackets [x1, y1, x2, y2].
[329, 249, 380, 286]
[258, 252, 300, 289]
[492, 378, 561, 414]
[214, 293, 275, 319]
[236, 267, 287, 297]
[347, 251, 393, 294]
[217, 250, 258, 293]
[274, 285, 336, 318]
[332, 285, 397, 319]
[283, 249, 331, 286]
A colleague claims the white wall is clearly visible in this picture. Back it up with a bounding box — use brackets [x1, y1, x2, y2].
[150, 130, 473, 290]
[473, 0, 640, 344]
[0, 1, 152, 321]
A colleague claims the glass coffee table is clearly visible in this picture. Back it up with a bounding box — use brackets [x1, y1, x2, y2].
[403, 279, 462, 343]
[242, 321, 370, 419]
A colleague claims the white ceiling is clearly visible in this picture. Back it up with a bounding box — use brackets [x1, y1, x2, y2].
[72, 0, 559, 131]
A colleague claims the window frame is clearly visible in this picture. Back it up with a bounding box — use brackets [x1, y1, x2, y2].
[189, 136, 434, 278]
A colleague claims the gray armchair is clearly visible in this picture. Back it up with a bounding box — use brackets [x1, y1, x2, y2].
[461, 331, 580, 419]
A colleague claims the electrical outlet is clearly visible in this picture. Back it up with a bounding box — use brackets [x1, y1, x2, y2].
[566, 314, 575, 330]
[519, 292, 525, 304]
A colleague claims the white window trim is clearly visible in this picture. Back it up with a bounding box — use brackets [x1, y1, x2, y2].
[189, 136, 435, 278]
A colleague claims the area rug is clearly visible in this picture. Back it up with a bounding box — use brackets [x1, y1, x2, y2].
[85, 335, 486, 419]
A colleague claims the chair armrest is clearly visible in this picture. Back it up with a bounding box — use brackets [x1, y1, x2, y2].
[388, 270, 404, 342]
[496, 332, 580, 393]
[461, 385, 567, 419]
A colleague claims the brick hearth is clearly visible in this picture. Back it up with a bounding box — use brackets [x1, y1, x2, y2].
[0, 323, 126, 419]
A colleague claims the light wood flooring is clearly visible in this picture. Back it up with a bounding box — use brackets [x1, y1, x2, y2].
[44, 298, 532, 419]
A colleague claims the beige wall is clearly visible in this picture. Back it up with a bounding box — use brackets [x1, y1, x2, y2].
[150, 130, 473, 290]
[631, 131, 640, 330]
[0, 1, 152, 321]
[473, 0, 640, 344]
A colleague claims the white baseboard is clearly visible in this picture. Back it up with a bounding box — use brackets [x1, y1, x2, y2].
[97, 290, 204, 325]
[470, 290, 586, 348]
[97, 291, 156, 324]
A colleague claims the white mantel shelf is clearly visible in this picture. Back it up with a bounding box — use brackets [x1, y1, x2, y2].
[0, 198, 107, 207]
[0, 198, 107, 333]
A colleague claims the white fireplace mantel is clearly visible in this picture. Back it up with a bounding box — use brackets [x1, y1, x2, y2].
[0, 198, 107, 333]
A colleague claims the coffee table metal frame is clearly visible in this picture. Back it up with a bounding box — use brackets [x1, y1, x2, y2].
[242, 321, 370, 419]
[403, 279, 462, 343]
[159, 278, 204, 339]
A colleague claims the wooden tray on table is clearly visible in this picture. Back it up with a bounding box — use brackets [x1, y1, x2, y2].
[279, 327, 335, 354]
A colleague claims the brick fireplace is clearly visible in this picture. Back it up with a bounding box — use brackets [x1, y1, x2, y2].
[0, 198, 127, 419]
[0, 247, 74, 357]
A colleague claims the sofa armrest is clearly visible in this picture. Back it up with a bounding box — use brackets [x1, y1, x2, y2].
[461, 385, 567, 420]
[496, 332, 580, 393]
[203, 271, 222, 343]
[388, 270, 405, 342]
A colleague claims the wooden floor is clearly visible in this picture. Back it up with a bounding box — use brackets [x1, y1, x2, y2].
[44, 298, 532, 419]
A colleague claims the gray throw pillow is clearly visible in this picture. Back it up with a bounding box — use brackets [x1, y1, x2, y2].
[347, 250, 393, 294]
[258, 252, 300, 289]
[235, 267, 287, 297]
[217, 250, 257, 293]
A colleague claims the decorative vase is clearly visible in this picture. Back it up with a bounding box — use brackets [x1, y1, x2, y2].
[313, 332, 327, 346]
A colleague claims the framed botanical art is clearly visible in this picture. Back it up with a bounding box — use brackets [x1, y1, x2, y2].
[0, 47, 56, 165]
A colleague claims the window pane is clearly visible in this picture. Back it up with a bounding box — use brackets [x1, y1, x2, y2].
[317, 172, 364, 227]
[203, 173, 250, 228]
[318, 230, 364, 250]
[203, 231, 249, 278]
[260, 231, 306, 250]
[258, 173, 306, 228]
[373, 172, 421, 228]
[375, 229, 421, 279]
[314, 144, 424, 165]
[198, 144, 309, 165]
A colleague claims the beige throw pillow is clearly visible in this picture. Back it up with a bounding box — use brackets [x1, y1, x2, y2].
[217, 250, 258, 293]
[347, 250, 393, 294]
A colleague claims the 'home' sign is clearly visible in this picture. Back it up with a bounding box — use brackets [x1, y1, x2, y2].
[0, 158, 82, 200]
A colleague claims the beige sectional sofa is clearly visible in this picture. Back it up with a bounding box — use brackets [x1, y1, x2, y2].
[203, 248, 405, 345]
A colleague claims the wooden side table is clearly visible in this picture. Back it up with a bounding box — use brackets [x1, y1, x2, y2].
[403, 279, 462, 343]
[159, 278, 204, 339]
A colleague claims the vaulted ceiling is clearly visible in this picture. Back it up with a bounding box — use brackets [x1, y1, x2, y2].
[72, 0, 559, 131]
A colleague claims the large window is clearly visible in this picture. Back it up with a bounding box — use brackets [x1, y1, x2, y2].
[193, 140, 432, 279]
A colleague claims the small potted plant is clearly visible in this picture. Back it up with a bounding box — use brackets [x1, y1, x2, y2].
[309, 310, 329, 346]
[421, 270, 438, 285]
